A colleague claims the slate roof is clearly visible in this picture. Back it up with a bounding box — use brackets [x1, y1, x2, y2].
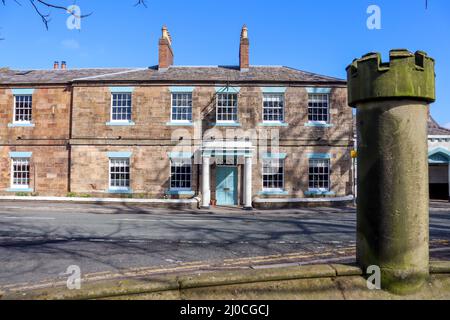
[0, 68, 131, 85]
[428, 115, 450, 135]
[0, 66, 346, 85]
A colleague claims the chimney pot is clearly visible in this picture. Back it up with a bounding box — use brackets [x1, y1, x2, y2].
[239, 25, 250, 71]
[53, 61, 59, 70]
[61, 61, 67, 70]
[158, 25, 174, 70]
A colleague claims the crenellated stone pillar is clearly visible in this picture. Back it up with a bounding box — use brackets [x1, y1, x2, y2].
[347, 49, 436, 294]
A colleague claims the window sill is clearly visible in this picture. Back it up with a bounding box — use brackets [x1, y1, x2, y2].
[304, 122, 333, 128]
[166, 122, 194, 127]
[258, 190, 288, 195]
[107, 189, 132, 194]
[106, 121, 135, 126]
[258, 122, 288, 127]
[166, 190, 195, 196]
[8, 123, 35, 128]
[209, 122, 241, 127]
[6, 188, 33, 193]
[304, 190, 335, 196]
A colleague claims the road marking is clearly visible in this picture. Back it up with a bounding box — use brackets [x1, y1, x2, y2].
[430, 247, 450, 252]
[0, 216, 55, 221]
[113, 218, 212, 223]
[429, 227, 450, 232]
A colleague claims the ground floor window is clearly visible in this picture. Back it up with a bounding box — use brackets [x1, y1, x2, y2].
[11, 158, 30, 189]
[170, 159, 192, 190]
[109, 158, 130, 190]
[262, 159, 284, 191]
[308, 159, 330, 191]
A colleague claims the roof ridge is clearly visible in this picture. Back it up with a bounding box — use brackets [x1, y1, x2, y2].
[73, 68, 147, 81]
[7, 67, 138, 72]
[429, 115, 450, 133]
[281, 66, 345, 81]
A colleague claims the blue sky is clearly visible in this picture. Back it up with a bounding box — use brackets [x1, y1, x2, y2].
[0, 0, 449, 125]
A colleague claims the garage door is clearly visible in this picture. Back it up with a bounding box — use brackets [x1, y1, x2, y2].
[429, 164, 448, 200]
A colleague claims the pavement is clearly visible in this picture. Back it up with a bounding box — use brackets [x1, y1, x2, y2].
[0, 200, 449, 292]
[3, 263, 450, 300]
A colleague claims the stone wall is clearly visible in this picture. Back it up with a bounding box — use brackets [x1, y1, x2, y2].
[0, 87, 70, 143]
[0, 84, 353, 200]
[0, 145, 69, 196]
[70, 145, 198, 198]
[69, 145, 351, 199]
[71, 85, 352, 142]
[0, 87, 70, 196]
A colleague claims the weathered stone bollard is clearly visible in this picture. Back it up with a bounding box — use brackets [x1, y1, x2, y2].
[346, 49, 436, 294]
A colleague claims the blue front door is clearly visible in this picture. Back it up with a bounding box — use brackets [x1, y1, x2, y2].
[216, 166, 238, 206]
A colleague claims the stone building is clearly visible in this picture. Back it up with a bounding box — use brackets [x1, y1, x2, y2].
[428, 116, 450, 200]
[0, 26, 353, 208]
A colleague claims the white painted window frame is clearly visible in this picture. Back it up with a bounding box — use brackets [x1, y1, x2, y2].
[262, 93, 285, 124]
[110, 92, 133, 123]
[262, 158, 285, 192]
[307, 93, 330, 124]
[10, 157, 31, 189]
[108, 158, 131, 191]
[170, 92, 193, 123]
[308, 158, 331, 192]
[13, 94, 33, 124]
[169, 158, 193, 191]
[216, 92, 239, 124]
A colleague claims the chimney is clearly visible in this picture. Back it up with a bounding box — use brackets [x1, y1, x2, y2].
[158, 26, 174, 70]
[53, 61, 59, 70]
[239, 25, 249, 71]
[61, 61, 67, 70]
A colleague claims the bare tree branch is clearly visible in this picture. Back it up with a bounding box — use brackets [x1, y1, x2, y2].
[134, 0, 147, 8]
[1, 0, 147, 31]
[29, 0, 51, 30]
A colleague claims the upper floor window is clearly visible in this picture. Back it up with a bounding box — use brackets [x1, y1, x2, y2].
[171, 93, 192, 122]
[14, 95, 33, 124]
[262, 159, 284, 191]
[308, 93, 329, 123]
[11, 158, 30, 189]
[109, 158, 130, 191]
[308, 159, 330, 191]
[216, 93, 238, 123]
[263, 93, 284, 123]
[170, 158, 192, 190]
[111, 93, 132, 122]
